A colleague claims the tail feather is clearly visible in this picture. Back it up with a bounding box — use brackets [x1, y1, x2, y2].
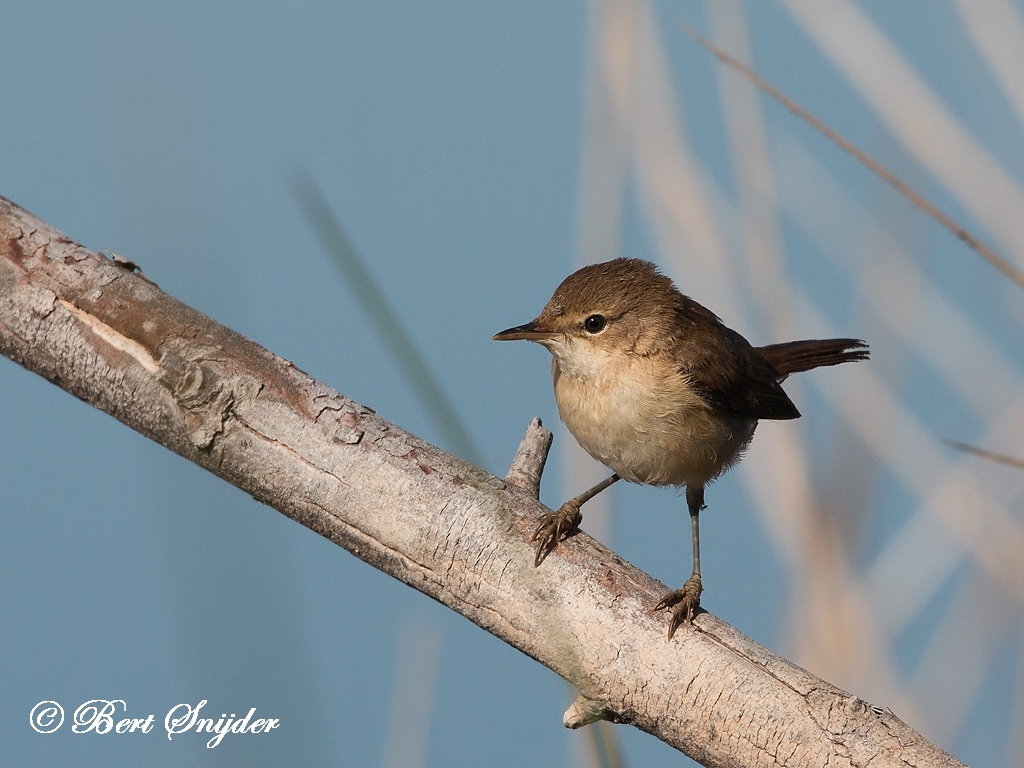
[757, 338, 868, 377]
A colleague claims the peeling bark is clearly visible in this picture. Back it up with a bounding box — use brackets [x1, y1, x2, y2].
[0, 195, 966, 768]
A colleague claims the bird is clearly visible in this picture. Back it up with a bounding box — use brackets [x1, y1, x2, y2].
[493, 258, 868, 639]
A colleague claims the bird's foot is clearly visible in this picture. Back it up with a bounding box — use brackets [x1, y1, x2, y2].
[654, 574, 703, 640]
[532, 499, 583, 566]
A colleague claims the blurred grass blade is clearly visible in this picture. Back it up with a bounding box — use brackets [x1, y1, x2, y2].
[292, 173, 482, 465]
[593, 720, 625, 768]
[295, 174, 620, 768]
[678, 23, 1024, 293]
[381, 617, 442, 768]
[944, 438, 1024, 471]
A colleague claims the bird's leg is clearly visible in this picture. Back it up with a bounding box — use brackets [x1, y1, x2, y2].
[655, 485, 705, 639]
[533, 474, 620, 566]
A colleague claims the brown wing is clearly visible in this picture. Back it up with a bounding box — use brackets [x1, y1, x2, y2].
[674, 298, 800, 421]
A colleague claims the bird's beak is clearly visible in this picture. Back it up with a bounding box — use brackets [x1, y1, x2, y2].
[492, 320, 558, 342]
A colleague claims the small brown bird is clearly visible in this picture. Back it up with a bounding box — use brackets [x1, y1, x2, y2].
[494, 258, 867, 639]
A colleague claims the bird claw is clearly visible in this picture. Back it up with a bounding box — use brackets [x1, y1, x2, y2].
[654, 574, 703, 640]
[532, 500, 582, 566]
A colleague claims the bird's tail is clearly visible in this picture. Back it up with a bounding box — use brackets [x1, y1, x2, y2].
[757, 338, 869, 377]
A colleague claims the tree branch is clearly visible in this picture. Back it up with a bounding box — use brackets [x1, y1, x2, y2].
[0, 195, 965, 767]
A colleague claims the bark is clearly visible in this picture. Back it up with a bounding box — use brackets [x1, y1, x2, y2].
[0, 195, 966, 768]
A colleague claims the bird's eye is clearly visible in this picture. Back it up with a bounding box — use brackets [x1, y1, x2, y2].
[583, 314, 606, 334]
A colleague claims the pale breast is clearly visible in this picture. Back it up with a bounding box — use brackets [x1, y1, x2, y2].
[552, 352, 755, 487]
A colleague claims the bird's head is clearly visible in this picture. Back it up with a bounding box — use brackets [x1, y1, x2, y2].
[493, 258, 687, 377]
